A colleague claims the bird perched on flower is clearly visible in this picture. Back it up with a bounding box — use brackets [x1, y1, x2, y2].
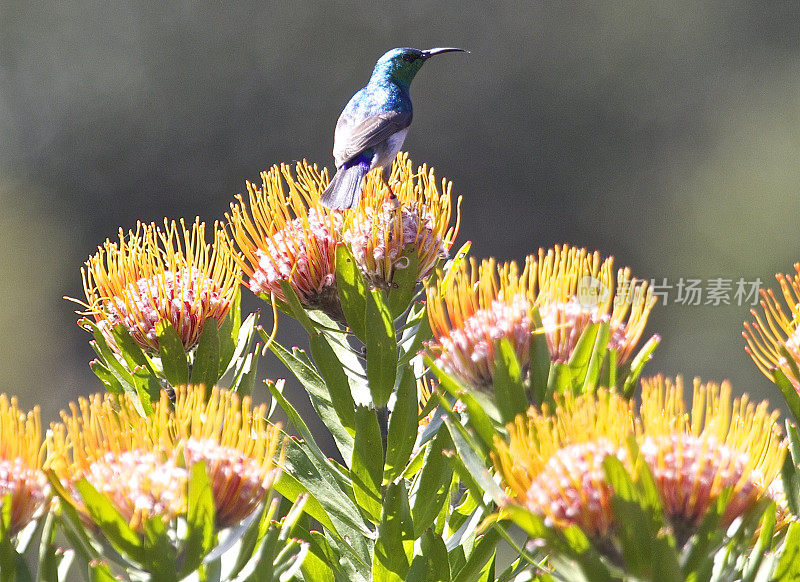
[320, 46, 468, 209]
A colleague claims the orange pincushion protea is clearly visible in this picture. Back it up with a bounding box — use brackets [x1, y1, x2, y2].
[46, 385, 284, 530]
[492, 389, 637, 538]
[46, 392, 184, 530]
[425, 245, 656, 391]
[172, 385, 283, 527]
[225, 162, 343, 319]
[638, 376, 785, 536]
[343, 153, 459, 289]
[744, 263, 800, 391]
[0, 395, 48, 536]
[534, 245, 655, 364]
[78, 218, 239, 353]
[425, 257, 534, 391]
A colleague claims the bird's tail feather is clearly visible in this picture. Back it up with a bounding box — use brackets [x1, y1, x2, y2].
[320, 164, 368, 210]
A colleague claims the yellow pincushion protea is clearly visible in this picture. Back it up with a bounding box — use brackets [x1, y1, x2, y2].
[225, 162, 343, 319]
[492, 389, 637, 538]
[342, 153, 460, 289]
[46, 392, 185, 531]
[534, 245, 656, 364]
[744, 264, 800, 391]
[492, 378, 785, 547]
[46, 386, 284, 531]
[639, 376, 785, 534]
[425, 257, 535, 391]
[171, 385, 284, 527]
[78, 218, 239, 353]
[424, 245, 656, 391]
[0, 395, 48, 536]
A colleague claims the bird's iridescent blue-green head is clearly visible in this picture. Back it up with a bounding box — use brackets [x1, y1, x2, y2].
[370, 47, 468, 87]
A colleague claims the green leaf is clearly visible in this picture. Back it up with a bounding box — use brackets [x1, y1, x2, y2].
[351, 406, 384, 524]
[45, 471, 105, 573]
[408, 529, 451, 582]
[622, 334, 660, 397]
[266, 379, 351, 485]
[566, 322, 601, 388]
[547, 361, 574, 400]
[88, 562, 116, 582]
[772, 521, 800, 581]
[274, 473, 337, 535]
[141, 516, 178, 581]
[774, 368, 800, 424]
[387, 248, 419, 318]
[783, 421, 800, 516]
[451, 529, 500, 582]
[411, 429, 454, 537]
[221, 311, 258, 380]
[603, 348, 618, 390]
[235, 347, 259, 397]
[109, 323, 162, 406]
[297, 529, 338, 582]
[528, 308, 551, 405]
[492, 339, 529, 424]
[277, 436, 372, 571]
[0, 507, 15, 582]
[279, 279, 317, 334]
[425, 357, 498, 451]
[88, 360, 124, 395]
[190, 319, 220, 395]
[336, 244, 368, 339]
[742, 501, 776, 582]
[365, 287, 398, 407]
[604, 455, 678, 579]
[397, 301, 432, 368]
[580, 321, 610, 394]
[310, 332, 357, 434]
[73, 479, 142, 561]
[384, 367, 419, 484]
[181, 461, 217, 575]
[81, 318, 145, 415]
[680, 488, 728, 577]
[442, 416, 505, 504]
[268, 343, 354, 461]
[156, 320, 189, 387]
[374, 481, 413, 582]
[217, 284, 241, 370]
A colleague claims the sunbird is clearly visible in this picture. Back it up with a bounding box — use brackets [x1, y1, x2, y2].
[320, 46, 468, 209]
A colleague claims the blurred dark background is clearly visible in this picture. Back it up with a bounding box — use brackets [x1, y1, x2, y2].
[2, 2, 800, 424]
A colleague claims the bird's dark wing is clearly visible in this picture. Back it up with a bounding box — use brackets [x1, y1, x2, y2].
[333, 110, 412, 167]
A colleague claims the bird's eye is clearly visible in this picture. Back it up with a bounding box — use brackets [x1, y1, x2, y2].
[402, 53, 417, 62]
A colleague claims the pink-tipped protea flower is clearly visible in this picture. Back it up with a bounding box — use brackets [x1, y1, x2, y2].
[84, 450, 188, 531]
[424, 246, 656, 392]
[493, 378, 785, 555]
[639, 376, 785, 540]
[46, 392, 184, 530]
[425, 258, 535, 391]
[78, 218, 239, 353]
[744, 264, 800, 391]
[46, 387, 285, 531]
[172, 385, 283, 527]
[343, 153, 459, 289]
[0, 395, 48, 537]
[225, 162, 343, 320]
[492, 389, 637, 539]
[534, 245, 655, 364]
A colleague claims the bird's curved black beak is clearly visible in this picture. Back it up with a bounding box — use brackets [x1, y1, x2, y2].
[421, 47, 469, 59]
